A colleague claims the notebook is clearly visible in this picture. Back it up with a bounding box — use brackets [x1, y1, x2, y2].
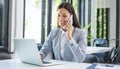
[13, 38, 61, 66]
[87, 63, 115, 69]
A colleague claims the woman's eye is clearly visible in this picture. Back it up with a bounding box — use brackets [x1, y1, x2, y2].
[63, 15, 67, 17]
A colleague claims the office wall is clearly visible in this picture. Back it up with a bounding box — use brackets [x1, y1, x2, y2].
[90, 0, 116, 47]
[108, 0, 116, 47]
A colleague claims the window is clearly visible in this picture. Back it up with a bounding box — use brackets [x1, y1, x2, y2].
[24, 0, 41, 43]
[24, 0, 62, 44]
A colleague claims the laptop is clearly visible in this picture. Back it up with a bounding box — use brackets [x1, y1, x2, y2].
[13, 38, 61, 66]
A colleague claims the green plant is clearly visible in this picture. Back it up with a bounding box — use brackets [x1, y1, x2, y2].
[83, 23, 94, 45]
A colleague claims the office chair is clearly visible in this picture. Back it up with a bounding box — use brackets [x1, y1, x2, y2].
[104, 47, 115, 63]
[83, 54, 99, 63]
[93, 38, 107, 47]
[0, 45, 11, 60]
[110, 46, 120, 64]
[0, 52, 11, 60]
[92, 38, 108, 63]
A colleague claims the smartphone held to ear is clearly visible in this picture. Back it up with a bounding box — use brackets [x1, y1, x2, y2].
[69, 15, 73, 24]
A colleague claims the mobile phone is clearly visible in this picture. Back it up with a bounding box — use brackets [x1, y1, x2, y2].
[69, 15, 73, 24]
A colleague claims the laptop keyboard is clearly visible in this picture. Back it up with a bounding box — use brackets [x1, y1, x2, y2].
[42, 61, 51, 64]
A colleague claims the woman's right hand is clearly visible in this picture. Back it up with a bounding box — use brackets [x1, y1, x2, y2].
[40, 54, 43, 60]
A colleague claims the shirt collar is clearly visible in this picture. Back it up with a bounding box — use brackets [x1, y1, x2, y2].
[60, 28, 67, 35]
[60, 27, 74, 35]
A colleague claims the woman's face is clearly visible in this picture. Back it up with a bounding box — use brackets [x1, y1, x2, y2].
[57, 8, 71, 31]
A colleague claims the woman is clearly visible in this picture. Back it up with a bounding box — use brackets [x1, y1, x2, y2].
[40, 2, 87, 63]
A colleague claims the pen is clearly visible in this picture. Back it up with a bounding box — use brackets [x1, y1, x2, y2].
[101, 64, 114, 67]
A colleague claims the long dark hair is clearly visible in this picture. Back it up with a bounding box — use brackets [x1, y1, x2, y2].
[57, 2, 80, 28]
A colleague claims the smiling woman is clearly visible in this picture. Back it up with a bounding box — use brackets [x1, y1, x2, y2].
[39, 2, 87, 63]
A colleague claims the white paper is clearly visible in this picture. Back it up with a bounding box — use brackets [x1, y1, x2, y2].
[95, 64, 116, 69]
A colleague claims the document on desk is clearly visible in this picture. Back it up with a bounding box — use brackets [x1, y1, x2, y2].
[87, 63, 119, 69]
[95, 63, 115, 69]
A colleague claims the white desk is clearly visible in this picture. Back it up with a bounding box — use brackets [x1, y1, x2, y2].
[0, 59, 91, 69]
[86, 47, 113, 54]
[0, 59, 120, 69]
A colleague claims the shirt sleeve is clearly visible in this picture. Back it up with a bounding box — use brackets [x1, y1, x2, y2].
[67, 30, 87, 62]
[40, 30, 54, 59]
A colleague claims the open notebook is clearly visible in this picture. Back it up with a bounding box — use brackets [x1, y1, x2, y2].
[13, 38, 61, 66]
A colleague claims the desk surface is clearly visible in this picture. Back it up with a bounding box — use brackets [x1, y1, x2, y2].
[86, 47, 112, 54]
[0, 47, 113, 69]
[0, 59, 120, 69]
[0, 59, 91, 69]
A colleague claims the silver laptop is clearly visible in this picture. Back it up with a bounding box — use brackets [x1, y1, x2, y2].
[13, 38, 61, 66]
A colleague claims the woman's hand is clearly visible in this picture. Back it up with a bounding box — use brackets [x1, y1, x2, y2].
[60, 17, 73, 40]
[40, 54, 43, 60]
[67, 21, 73, 40]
